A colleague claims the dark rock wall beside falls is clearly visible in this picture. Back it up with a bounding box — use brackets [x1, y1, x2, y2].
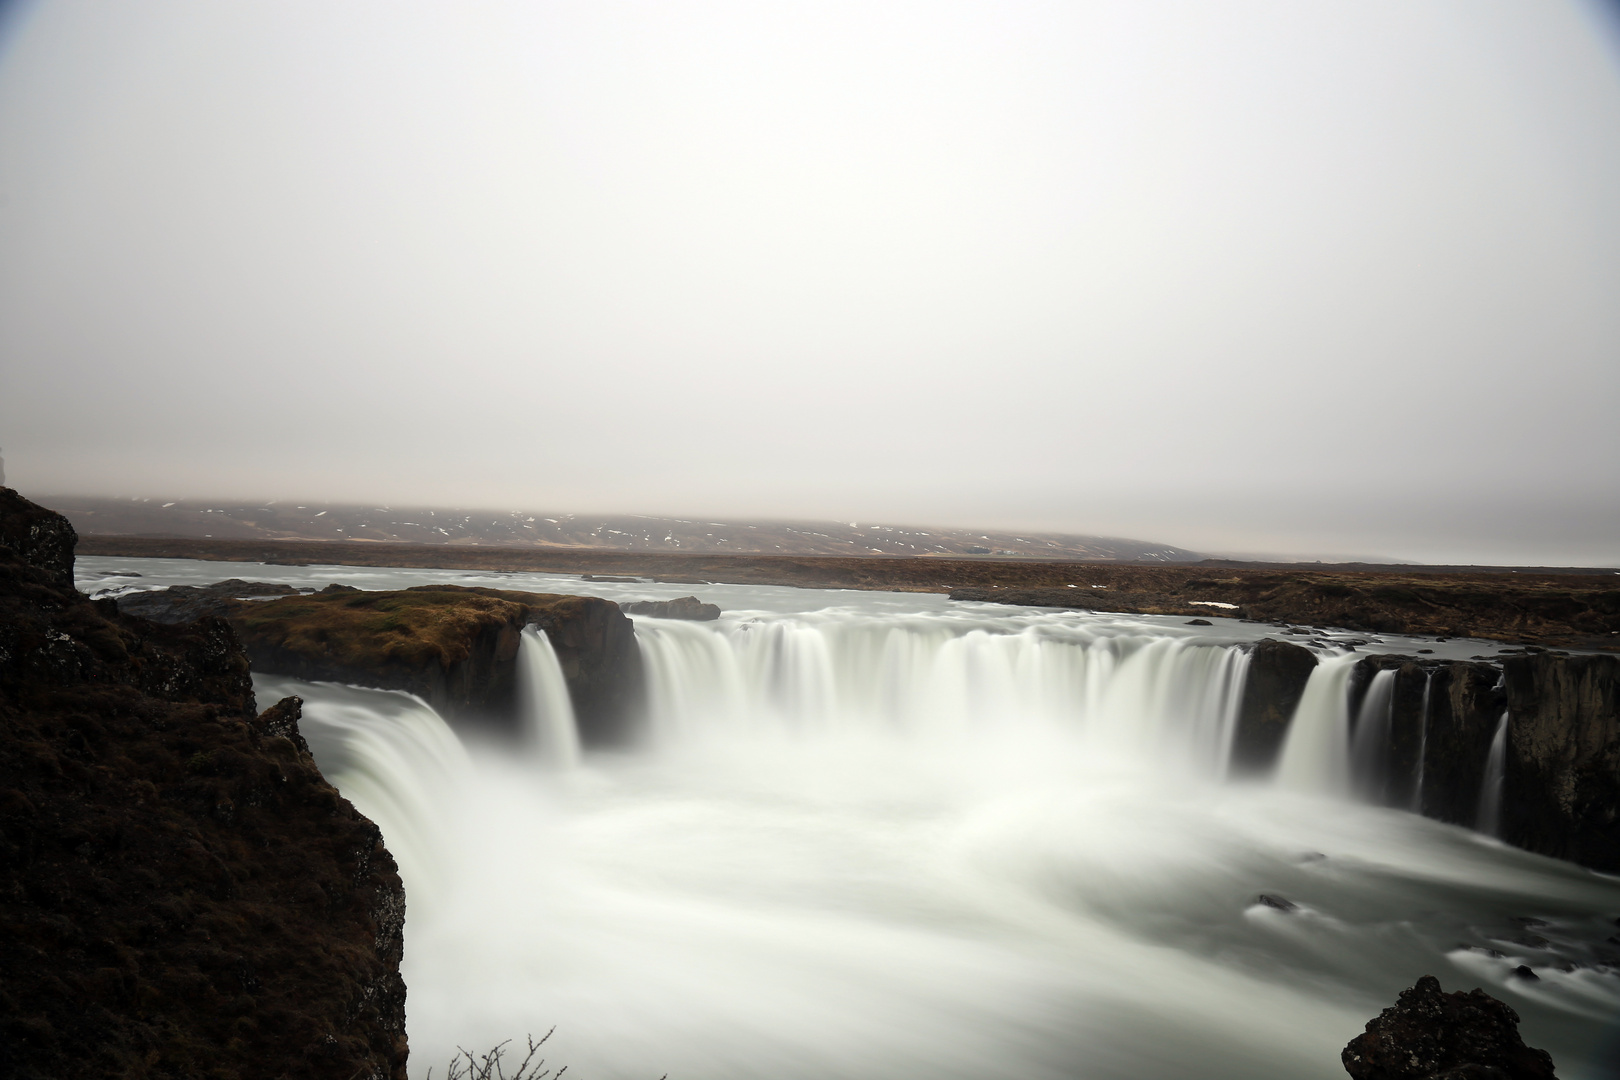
[1225, 640, 1618, 873]
[1344, 651, 1619, 872]
[0, 490, 408, 1080]
[1230, 639, 1318, 774]
[1346, 656, 1506, 827]
[1499, 652, 1620, 871]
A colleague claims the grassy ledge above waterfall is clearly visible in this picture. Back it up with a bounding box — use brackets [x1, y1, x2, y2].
[227, 586, 646, 744]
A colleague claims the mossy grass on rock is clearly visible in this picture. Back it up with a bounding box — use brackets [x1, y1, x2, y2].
[0, 489, 407, 1080]
[230, 584, 645, 744]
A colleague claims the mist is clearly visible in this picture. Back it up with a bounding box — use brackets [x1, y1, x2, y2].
[2, 0, 1618, 565]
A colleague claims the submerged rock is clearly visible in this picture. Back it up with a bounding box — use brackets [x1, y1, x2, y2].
[621, 595, 721, 621]
[0, 489, 407, 1080]
[1341, 975, 1555, 1079]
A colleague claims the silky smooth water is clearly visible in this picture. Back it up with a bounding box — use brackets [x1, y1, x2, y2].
[82, 557, 1620, 1078]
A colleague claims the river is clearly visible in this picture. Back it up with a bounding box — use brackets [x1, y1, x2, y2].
[79, 556, 1620, 1078]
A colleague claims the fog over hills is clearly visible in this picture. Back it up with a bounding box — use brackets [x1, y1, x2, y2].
[47, 495, 1202, 563]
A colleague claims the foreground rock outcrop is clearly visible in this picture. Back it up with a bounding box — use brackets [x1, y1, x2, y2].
[1342, 975, 1556, 1079]
[228, 585, 646, 744]
[0, 489, 407, 1080]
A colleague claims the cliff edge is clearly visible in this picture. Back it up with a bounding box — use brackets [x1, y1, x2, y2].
[0, 489, 408, 1080]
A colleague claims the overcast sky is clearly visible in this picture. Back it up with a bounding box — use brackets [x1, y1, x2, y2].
[1, 1, 1617, 564]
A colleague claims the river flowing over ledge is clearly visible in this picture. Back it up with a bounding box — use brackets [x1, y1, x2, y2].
[76, 546, 1620, 1080]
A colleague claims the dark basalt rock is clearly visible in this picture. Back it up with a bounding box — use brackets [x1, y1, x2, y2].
[1342, 652, 1620, 873]
[1230, 639, 1318, 775]
[0, 491, 407, 1080]
[1341, 975, 1555, 1079]
[114, 579, 302, 624]
[1499, 652, 1620, 872]
[0, 486, 77, 589]
[1418, 663, 1507, 827]
[621, 595, 721, 621]
[1347, 656, 1433, 809]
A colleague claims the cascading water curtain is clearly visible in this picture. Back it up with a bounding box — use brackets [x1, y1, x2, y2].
[517, 626, 582, 767]
[1476, 711, 1509, 837]
[633, 615, 1253, 779]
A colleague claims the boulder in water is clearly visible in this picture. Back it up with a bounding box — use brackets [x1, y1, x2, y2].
[621, 596, 721, 621]
[1341, 975, 1555, 1080]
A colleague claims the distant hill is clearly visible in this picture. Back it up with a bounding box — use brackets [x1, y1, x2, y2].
[45, 496, 1204, 563]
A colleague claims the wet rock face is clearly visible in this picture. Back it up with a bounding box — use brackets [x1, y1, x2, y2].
[621, 596, 721, 621]
[1348, 656, 1431, 808]
[1341, 975, 1555, 1079]
[0, 492, 408, 1080]
[1499, 652, 1620, 872]
[1418, 663, 1506, 827]
[1230, 639, 1317, 774]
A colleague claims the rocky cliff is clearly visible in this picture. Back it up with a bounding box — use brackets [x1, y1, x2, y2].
[1499, 652, 1620, 871]
[1343, 650, 1619, 872]
[0, 489, 407, 1080]
[227, 584, 646, 745]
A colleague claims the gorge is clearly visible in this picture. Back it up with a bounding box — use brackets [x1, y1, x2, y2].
[74, 540, 1620, 1079]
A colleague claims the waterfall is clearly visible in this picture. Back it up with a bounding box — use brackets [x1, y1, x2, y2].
[1411, 669, 1433, 812]
[252, 673, 472, 907]
[1350, 668, 1396, 802]
[1476, 711, 1509, 836]
[633, 614, 1253, 780]
[1273, 654, 1358, 796]
[517, 626, 581, 767]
